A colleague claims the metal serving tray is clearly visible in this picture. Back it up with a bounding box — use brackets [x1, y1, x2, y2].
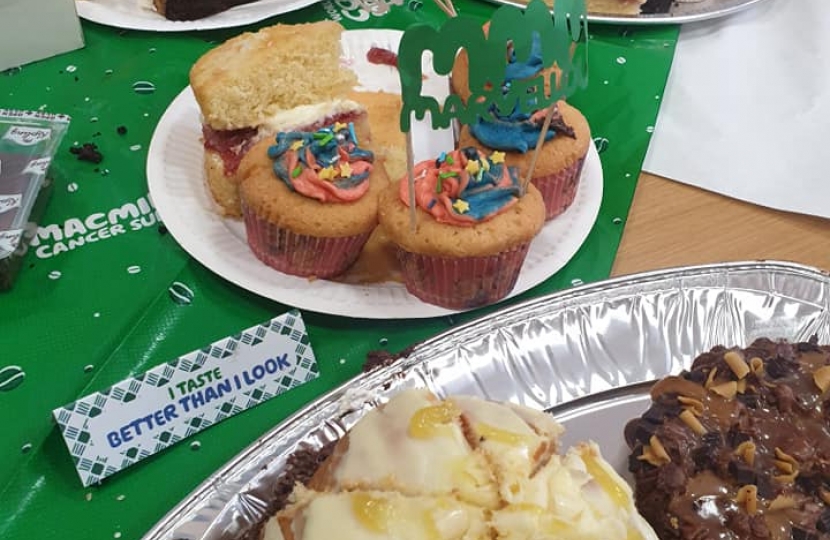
[143, 260, 830, 540]
[488, 0, 770, 25]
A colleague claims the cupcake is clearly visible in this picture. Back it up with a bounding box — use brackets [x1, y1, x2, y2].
[378, 147, 545, 309]
[458, 100, 590, 221]
[238, 118, 386, 279]
[452, 29, 591, 221]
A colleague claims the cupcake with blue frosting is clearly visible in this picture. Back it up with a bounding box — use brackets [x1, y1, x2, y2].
[238, 118, 386, 278]
[453, 30, 591, 221]
[378, 147, 545, 310]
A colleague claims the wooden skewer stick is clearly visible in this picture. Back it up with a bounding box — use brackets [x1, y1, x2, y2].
[521, 104, 557, 194]
[405, 129, 418, 232]
[406, 0, 456, 233]
[432, 0, 457, 18]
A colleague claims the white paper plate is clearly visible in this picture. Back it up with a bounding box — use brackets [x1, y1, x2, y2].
[482, 0, 770, 24]
[75, 0, 320, 31]
[146, 29, 603, 319]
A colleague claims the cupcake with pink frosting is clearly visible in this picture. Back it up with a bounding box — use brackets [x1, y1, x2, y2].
[238, 119, 386, 279]
[378, 147, 545, 309]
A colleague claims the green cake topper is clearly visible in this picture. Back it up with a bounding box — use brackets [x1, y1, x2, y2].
[397, 0, 588, 133]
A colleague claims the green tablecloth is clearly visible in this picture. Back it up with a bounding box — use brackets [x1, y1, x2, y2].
[0, 2, 677, 538]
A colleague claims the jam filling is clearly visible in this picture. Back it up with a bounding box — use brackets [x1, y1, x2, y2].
[366, 47, 398, 68]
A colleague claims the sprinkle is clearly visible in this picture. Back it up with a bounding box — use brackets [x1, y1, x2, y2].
[318, 134, 333, 146]
[313, 132, 327, 139]
[348, 122, 358, 145]
[319, 166, 337, 181]
[439, 171, 457, 179]
[481, 158, 491, 172]
[437, 151, 447, 164]
[435, 177, 443, 193]
[291, 165, 302, 178]
[445, 154, 454, 165]
[465, 160, 480, 175]
[340, 162, 353, 177]
[290, 140, 304, 151]
[452, 199, 470, 214]
[333, 121, 348, 131]
[490, 151, 506, 164]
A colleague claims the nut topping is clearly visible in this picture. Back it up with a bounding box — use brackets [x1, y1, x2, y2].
[679, 409, 706, 435]
[734, 440, 756, 466]
[735, 485, 758, 515]
[724, 351, 751, 380]
[638, 435, 671, 467]
[813, 365, 830, 393]
[710, 381, 738, 399]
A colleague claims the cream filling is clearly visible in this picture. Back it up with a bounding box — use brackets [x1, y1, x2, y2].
[256, 99, 366, 140]
[450, 396, 557, 503]
[332, 390, 495, 503]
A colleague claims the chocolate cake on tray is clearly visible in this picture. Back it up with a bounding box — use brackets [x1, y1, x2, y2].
[626, 337, 830, 540]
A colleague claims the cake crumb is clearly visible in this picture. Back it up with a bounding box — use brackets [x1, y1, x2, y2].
[70, 143, 103, 164]
[363, 343, 418, 372]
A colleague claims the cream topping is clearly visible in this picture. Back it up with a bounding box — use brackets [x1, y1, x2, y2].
[257, 99, 365, 139]
[261, 516, 286, 540]
[297, 492, 489, 540]
[333, 389, 496, 505]
[450, 396, 555, 503]
[279, 390, 659, 540]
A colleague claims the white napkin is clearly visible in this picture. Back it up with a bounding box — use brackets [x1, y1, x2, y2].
[642, 0, 830, 219]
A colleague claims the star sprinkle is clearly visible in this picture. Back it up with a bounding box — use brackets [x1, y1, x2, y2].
[290, 139, 304, 151]
[452, 199, 470, 214]
[333, 122, 348, 132]
[319, 166, 337, 181]
[490, 151, 506, 164]
[465, 160, 480, 175]
[339, 162, 353, 177]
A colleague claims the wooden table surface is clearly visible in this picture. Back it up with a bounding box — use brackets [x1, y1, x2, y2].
[611, 173, 830, 277]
